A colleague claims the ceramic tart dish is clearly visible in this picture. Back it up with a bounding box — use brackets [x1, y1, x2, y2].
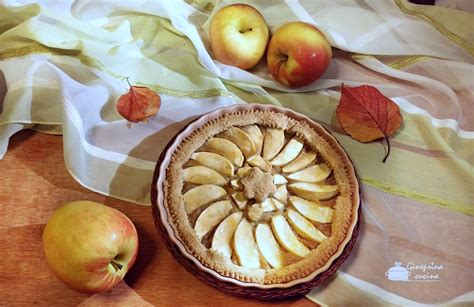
[151, 103, 360, 299]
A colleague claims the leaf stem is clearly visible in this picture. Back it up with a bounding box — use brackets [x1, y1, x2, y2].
[124, 77, 132, 88]
[382, 135, 391, 163]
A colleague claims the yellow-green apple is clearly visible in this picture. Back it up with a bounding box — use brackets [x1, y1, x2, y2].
[267, 22, 332, 88]
[210, 4, 269, 70]
[42, 201, 138, 293]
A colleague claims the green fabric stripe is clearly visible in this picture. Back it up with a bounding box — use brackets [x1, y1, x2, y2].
[0, 5, 228, 99]
[0, 43, 229, 99]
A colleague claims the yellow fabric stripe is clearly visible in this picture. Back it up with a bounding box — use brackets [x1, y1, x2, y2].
[394, 0, 474, 57]
[351, 53, 435, 70]
[361, 178, 473, 216]
[0, 44, 99, 69]
[386, 55, 433, 70]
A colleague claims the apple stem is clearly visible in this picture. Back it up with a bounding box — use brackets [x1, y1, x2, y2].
[111, 259, 123, 272]
[275, 59, 286, 76]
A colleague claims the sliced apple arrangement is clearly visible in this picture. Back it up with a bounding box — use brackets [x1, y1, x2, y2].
[181, 124, 339, 269]
[209, 4, 332, 88]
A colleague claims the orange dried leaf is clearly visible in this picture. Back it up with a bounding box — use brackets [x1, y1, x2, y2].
[117, 85, 161, 123]
[336, 84, 402, 162]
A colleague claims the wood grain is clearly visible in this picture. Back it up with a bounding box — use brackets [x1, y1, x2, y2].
[0, 130, 316, 306]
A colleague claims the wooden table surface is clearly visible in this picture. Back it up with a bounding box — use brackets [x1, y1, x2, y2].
[0, 130, 315, 306]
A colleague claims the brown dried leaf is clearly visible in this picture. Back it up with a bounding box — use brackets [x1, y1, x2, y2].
[336, 84, 402, 162]
[117, 83, 161, 123]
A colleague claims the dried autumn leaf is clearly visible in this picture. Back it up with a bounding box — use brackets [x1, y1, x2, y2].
[336, 84, 402, 162]
[117, 81, 161, 123]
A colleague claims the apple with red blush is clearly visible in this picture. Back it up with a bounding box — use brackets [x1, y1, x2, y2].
[267, 21, 332, 88]
[42, 201, 138, 293]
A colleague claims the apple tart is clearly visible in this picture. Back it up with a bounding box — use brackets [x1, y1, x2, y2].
[161, 107, 359, 285]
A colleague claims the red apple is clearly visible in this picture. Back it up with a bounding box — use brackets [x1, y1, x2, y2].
[210, 4, 269, 70]
[267, 22, 332, 88]
[42, 201, 139, 293]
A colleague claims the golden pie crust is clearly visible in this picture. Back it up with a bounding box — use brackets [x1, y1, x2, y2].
[163, 110, 358, 284]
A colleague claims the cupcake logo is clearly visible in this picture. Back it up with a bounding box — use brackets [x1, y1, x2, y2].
[385, 261, 443, 282]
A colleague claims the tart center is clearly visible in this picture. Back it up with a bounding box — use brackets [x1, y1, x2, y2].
[180, 121, 341, 272]
[240, 167, 276, 203]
